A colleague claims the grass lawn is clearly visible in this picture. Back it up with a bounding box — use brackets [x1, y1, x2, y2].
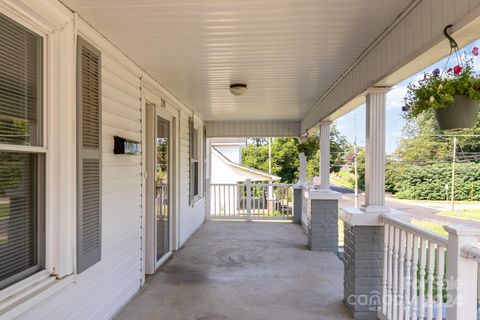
[338, 218, 448, 244]
[330, 175, 354, 190]
[411, 218, 448, 236]
[330, 169, 356, 190]
[437, 209, 480, 221]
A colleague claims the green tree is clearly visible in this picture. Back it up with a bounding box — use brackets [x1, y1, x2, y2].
[242, 124, 351, 183]
[242, 143, 269, 173]
[271, 138, 300, 183]
[305, 124, 351, 179]
[366, 110, 480, 200]
[242, 138, 298, 182]
[394, 111, 480, 163]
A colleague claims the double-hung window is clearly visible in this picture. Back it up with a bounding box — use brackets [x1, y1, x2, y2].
[0, 13, 45, 289]
[189, 118, 201, 204]
[192, 127, 199, 197]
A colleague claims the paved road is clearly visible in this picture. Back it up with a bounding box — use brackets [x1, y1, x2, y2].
[330, 184, 354, 194]
[332, 184, 480, 227]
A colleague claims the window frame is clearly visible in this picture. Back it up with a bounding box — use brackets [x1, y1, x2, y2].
[192, 127, 200, 199]
[190, 121, 203, 203]
[0, 11, 47, 290]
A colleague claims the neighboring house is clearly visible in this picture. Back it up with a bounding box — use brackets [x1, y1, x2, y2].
[210, 139, 280, 216]
[210, 138, 281, 184]
[211, 138, 246, 164]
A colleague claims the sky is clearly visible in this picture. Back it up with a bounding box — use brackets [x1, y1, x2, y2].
[335, 39, 480, 155]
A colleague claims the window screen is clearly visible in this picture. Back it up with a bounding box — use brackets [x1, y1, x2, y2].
[0, 13, 42, 146]
[0, 12, 43, 290]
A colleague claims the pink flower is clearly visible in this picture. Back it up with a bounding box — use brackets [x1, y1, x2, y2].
[473, 47, 479, 57]
[453, 65, 463, 75]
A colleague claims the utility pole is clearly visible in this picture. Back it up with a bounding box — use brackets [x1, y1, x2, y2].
[268, 138, 273, 209]
[268, 138, 272, 175]
[354, 113, 359, 208]
[451, 136, 457, 212]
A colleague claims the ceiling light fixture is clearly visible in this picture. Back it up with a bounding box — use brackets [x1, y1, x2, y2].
[229, 83, 248, 96]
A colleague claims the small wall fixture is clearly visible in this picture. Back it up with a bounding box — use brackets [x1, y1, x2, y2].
[114, 136, 141, 155]
[229, 83, 248, 96]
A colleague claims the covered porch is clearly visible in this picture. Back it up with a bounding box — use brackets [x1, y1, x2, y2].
[115, 221, 352, 320]
[1, 0, 480, 319]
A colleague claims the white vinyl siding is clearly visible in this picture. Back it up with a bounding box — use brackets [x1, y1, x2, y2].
[20, 38, 143, 320]
[205, 120, 300, 138]
[179, 112, 205, 246]
[0, 1, 206, 318]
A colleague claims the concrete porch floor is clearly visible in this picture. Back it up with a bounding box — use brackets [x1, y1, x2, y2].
[115, 221, 353, 320]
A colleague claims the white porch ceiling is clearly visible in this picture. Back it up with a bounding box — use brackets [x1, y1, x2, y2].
[61, 0, 413, 121]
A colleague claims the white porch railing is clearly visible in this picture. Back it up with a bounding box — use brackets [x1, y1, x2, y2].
[380, 215, 448, 320]
[208, 181, 293, 220]
[377, 214, 480, 320]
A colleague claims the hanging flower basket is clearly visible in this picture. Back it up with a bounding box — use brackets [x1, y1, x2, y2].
[403, 27, 480, 131]
[434, 94, 479, 130]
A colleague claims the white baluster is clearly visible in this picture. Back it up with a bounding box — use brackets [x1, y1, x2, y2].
[405, 232, 413, 320]
[382, 223, 389, 317]
[387, 224, 394, 319]
[412, 236, 420, 319]
[223, 185, 226, 216]
[227, 185, 230, 215]
[436, 246, 445, 320]
[398, 230, 406, 320]
[230, 185, 233, 216]
[419, 239, 427, 319]
[393, 227, 399, 320]
[262, 185, 265, 217]
[234, 185, 238, 216]
[427, 243, 435, 319]
[213, 185, 217, 216]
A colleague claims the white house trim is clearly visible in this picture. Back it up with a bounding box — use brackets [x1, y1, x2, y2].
[301, 0, 480, 131]
[206, 120, 300, 138]
[212, 147, 281, 182]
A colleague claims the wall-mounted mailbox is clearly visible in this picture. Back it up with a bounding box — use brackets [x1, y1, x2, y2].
[114, 136, 141, 155]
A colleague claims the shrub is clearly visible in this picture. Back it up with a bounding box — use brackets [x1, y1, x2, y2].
[389, 163, 480, 201]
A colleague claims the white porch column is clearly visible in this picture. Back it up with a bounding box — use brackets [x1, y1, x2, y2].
[319, 121, 331, 190]
[299, 152, 306, 185]
[293, 152, 306, 224]
[340, 87, 394, 320]
[363, 87, 391, 213]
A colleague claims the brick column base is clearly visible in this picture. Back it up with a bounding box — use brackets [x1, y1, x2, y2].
[307, 199, 338, 253]
[343, 223, 384, 320]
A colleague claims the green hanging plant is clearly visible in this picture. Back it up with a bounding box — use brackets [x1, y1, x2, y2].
[403, 46, 480, 130]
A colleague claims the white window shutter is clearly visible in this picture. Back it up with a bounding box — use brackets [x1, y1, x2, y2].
[77, 37, 102, 273]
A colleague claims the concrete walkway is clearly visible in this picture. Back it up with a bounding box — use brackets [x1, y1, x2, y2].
[116, 221, 352, 320]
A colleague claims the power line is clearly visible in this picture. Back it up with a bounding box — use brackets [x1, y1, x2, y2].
[421, 134, 480, 137]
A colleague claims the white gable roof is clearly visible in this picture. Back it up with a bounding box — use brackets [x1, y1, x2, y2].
[211, 147, 281, 184]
